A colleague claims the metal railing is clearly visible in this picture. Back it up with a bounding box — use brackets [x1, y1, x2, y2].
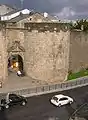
[10, 76, 88, 96]
[0, 76, 88, 99]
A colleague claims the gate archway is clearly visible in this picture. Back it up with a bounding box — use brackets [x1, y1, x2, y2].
[7, 41, 25, 74]
[8, 54, 24, 73]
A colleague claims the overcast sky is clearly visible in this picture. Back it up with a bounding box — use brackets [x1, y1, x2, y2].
[0, 0, 88, 20]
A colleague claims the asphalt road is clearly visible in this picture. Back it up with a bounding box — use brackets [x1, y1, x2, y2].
[0, 85, 88, 120]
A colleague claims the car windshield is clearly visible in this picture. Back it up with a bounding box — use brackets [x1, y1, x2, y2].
[52, 96, 58, 101]
[17, 95, 23, 98]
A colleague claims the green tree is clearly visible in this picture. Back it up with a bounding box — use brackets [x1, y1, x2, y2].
[73, 19, 88, 31]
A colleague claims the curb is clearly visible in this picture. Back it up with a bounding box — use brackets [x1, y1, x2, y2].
[23, 82, 88, 98]
[0, 77, 88, 99]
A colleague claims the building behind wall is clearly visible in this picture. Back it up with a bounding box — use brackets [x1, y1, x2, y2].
[0, 4, 16, 16]
[5, 12, 59, 29]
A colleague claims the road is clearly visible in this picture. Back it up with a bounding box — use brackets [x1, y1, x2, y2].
[0, 85, 88, 120]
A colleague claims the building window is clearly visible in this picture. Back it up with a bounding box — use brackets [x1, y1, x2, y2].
[30, 17, 32, 21]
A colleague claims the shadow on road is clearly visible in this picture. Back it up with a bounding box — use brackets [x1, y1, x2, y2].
[0, 108, 8, 120]
[66, 103, 88, 120]
[65, 104, 75, 117]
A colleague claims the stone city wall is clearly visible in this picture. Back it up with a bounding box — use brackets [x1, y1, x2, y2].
[6, 28, 25, 59]
[0, 24, 8, 83]
[69, 31, 88, 72]
[24, 23, 70, 83]
[1, 22, 88, 84]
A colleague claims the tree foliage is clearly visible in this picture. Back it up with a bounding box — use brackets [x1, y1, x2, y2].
[69, 19, 88, 31]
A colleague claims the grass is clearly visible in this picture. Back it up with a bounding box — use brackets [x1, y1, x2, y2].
[67, 69, 88, 80]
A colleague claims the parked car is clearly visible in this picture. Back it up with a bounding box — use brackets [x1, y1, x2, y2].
[1, 93, 27, 109]
[50, 94, 73, 107]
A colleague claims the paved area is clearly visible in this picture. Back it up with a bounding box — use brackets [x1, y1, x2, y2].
[1, 72, 88, 94]
[0, 85, 88, 120]
[0, 73, 48, 93]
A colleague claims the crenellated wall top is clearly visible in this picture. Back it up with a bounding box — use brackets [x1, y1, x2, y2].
[24, 22, 70, 32]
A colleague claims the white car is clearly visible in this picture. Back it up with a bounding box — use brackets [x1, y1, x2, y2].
[50, 94, 73, 107]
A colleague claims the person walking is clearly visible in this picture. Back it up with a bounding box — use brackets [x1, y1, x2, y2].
[17, 70, 22, 76]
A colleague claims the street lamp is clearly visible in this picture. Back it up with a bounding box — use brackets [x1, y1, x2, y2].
[20, 0, 24, 9]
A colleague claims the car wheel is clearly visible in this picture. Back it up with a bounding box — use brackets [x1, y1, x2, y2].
[5, 105, 9, 109]
[22, 101, 26, 106]
[69, 101, 73, 104]
[58, 103, 61, 107]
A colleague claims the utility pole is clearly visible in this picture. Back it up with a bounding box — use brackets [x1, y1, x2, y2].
[20, 0, 24, 9]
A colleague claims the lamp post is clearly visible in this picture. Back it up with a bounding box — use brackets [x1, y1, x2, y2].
[20, 0, 24, 9]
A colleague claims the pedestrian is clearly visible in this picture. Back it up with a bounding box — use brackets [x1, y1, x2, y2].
[17, 70, 22, 76]
[6, 93, 10, 104]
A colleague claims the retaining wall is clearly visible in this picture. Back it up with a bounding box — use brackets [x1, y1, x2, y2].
[0, 76, 88, 99]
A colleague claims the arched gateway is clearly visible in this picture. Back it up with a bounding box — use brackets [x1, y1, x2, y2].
[8, 54, 23, 72]
[7, 41, 25, 75]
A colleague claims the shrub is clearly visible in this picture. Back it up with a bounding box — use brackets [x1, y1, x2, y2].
[85, 67, 88, 70]
[68, 70, 72, 75]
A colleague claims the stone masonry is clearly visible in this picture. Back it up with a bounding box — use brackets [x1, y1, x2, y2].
[69, 31, 88, 72]
[0, 22, 70, 84]
[24, 23, 70, 83]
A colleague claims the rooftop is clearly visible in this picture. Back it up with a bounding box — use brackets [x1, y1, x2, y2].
[0, 4, 16, 10]
[1, 9, 20, 16]
[2, 8, 31, 16]
[6, 14, 30, 22]
[5, 11, 59, 23]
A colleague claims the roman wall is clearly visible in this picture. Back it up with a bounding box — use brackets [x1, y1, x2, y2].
[6, 28, 25, 59]
[0, 24, 8, 83]
[24, 23, 70, 83]
[0, 23, 70, 84]
[69, 31, 88, 72]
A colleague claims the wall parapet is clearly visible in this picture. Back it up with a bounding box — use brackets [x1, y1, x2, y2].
[24, 22, 70, 32]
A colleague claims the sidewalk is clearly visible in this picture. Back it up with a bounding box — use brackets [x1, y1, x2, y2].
[0, 73, 48, 93]
[0, 73, 88, 98]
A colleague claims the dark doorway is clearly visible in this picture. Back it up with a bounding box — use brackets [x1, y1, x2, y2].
[18, 55, 23, 71]
[8, 54, 23, 73]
